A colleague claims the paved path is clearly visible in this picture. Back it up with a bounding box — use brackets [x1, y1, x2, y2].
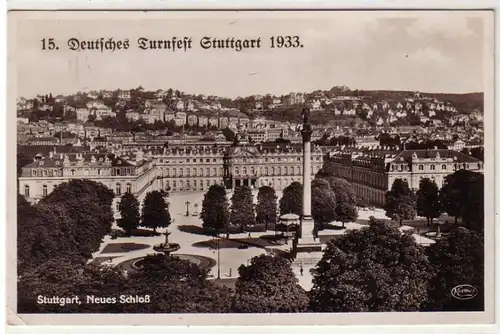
[90, 191, 432, 291]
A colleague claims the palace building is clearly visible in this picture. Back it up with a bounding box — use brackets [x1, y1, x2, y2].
[18, 140, 324, 212]
[325, 148, 484, 207]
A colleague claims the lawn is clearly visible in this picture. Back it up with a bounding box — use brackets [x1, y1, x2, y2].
[101, 242, 151, 254]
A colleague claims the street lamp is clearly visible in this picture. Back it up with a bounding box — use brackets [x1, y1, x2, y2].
[185, 201, 191, 216]
[217, 235, 221, 279]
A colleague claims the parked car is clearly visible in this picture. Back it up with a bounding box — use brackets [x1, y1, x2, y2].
[237, 244, 249, 249]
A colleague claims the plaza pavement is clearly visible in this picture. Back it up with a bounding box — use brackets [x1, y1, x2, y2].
[91, 190, 434, 291]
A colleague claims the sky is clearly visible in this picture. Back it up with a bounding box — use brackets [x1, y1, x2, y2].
[12, 11, 493, 98]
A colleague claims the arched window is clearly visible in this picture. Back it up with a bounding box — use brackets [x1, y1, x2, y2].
[264, 167, 269, 175]
[243, 167, 247, 175]
[24, 185, 30, 198]
[179, 180, 184, 189]
[200, 168, 204, 176]
[206, 167, 210, 176]
[186, 169, 190, 177]
[71, 169, 76, 176]
[97, 169, 102, 176]
[418, 165, 424, 171]
[180, 168, 184, 177]
[115, 183, 121, 196]
[441, 164, 447, 170]
[173, 180, 177, 189]
[42, 184, 48, 196]
[192, 168, 196, 176]
[251, 167, 255, 175]
[213, 167, 217, 176]
[172, 168, 176, 177]
[31, 169, 37, 177]
[126, 183, 132, 193]
[430, 164, 436, 171]
[42, 169, 48, 177]
[193, 180, 197, 189]
[235, 167, 239, 175]
[272, 167, 275, 175]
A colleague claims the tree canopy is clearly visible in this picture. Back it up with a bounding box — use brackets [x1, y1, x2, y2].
[232, 254, 309, 313]
[279, 181, 303, 216]
[18, 179, 115, 274]
[140, 190, 171, 233]
[118, 192, 141, 236]
[311, 179, 336, 225]
[416, 178, 442, 226]
[309, 218, 433, 312]
[200, 184, 230, 233]
[255, 186, 278, 229]
[230, 186, 255, 232]
[440, 170, 484, 231]
[424, 227, 484, 311]
[384, 178, 417, 226]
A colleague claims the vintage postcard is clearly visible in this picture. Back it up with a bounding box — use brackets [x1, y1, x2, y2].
[6, 9, 495, 326]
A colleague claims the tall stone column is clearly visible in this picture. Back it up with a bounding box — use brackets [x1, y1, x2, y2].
[300, 126, 315, 243]
[293, 107, 323, 265]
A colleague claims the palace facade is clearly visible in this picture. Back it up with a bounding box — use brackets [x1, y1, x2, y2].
[325, 148, 484, 207]
[18, 141, 324, 213]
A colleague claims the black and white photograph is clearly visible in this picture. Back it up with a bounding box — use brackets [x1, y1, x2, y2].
[7, 9, 495, 326]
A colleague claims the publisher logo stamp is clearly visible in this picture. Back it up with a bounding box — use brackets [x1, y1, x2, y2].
[451, 285, 478, 300]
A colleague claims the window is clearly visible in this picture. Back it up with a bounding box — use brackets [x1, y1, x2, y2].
[192, 168, 197, 176]
[193, 180, 197, 188]
[243, 167, 247, 175]
[272, 167, 276, 175]
[206, 167, 210, 176]
[193, 159, 197, 163]
[235, 167, 239, 175]
[42, 184, 48, 196]
[166, 168, 170, 177]
[24, 185, 30, 198]
[173, 180, 176, 189]
[213, 167, 217, 176]
[71, 169, 76, 176]
[206, 159, 209, 163]
[430, 164, 436, 171]
[32, 169, 37, 177]
[98, 169, 102, 176]
[213, 158, 216, 162]
[84, 169, 89, 176]
[186, 169, 190, 177]
[116, 202, 120, 211]
[180, 168, 183, 177]
[418, 165, 424, 171]
[126, 183, 132, 193]
[116, 168, 121, 176]
[115, 183, 121, 196]
[441, 164, 447, 170]
[265, 167, 269, 175]
[251, 167, 255, 175]
[200, 168, 204, 176]
[42, 169, 48, 177]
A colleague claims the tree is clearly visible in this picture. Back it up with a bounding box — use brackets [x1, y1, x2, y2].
[255, 186, 278, 230]
[232, 254, 309, 313]
[416, 178, 442, 226]
[200, 184, 229, 234]
[128, 254, 233, 313]
[424, 227, 484, 311]
[311, 179, 336, 227]
[440, 170, 484, 231]
[309, 218, 434, 312]
[384, 178, 417, 226]
[230, 186, 255, 232]
[140, 190, 171, 233]
[118, 192, 140, 236]
[18, 258, 129, 313]
[328, 178, 358, 228]
[279, 181, 302, 216]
